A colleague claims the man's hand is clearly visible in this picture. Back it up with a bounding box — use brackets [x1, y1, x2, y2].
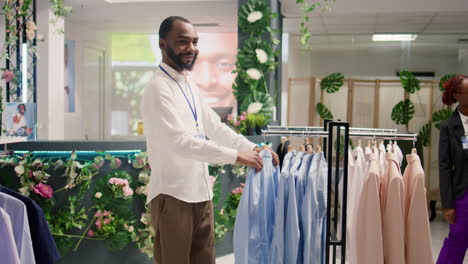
[237, 151, 263, 172]
[253, 146, 280, 167]
[443, 208, 456, 224]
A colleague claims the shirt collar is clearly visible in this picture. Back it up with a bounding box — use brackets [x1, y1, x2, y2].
[458, 109, 468, 124]
[159, 61, 189, 82]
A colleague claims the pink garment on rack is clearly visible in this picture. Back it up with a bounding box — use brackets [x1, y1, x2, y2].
[382, 152, 406, 264]
[403, 151, 434, 264]
[353, 150, 384, 264]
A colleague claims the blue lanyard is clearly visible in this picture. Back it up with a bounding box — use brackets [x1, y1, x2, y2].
[159, 65, 198, 127]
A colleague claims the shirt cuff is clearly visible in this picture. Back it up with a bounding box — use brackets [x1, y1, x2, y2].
[224, 148, 239, 164]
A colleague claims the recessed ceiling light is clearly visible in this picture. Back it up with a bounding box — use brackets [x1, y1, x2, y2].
[372, 34, 418, 42]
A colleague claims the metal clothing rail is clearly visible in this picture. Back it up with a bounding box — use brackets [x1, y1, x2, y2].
[262, 123, 417, 264]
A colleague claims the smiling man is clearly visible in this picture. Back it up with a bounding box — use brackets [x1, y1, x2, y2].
[141, 16, 278, 264]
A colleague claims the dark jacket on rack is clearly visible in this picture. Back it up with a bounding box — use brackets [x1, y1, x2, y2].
[439, 109, 468, 209]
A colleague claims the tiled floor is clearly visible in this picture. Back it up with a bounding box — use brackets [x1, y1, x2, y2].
[215, 215, 468, 263]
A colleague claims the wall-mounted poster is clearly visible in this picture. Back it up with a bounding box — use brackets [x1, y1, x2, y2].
[65, 40, 76, 112]
[3, 102, 36, 140]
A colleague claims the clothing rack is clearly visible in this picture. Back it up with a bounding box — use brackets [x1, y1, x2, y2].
[262, 121, 418, 264]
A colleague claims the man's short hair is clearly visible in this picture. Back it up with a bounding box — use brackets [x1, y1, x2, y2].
[159, 16, 192, 39]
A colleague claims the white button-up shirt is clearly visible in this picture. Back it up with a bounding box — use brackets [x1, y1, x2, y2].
[459, 109, 468, 134]
[141, 62, 257, 203]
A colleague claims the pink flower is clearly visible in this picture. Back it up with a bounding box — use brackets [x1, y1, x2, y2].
[123, 185, 134, 197]
[103, 218, 112, 225]
[242, 111, 247, 116]
[94, 211, 102, 217]
[2, 70, 14, 83]
[240, 183, 245, 187]
[95, 220, 102, 230]
[208, 176, 216, 188]
[108, 177, 128, 186]
[234, 120, 241, 127]
[87, 230, 95, 237]
[103, 210, 112, 216]
[32, 183, 53, 199]
[227, 114, 233, 121]
[231, 187, 243, 195]
[240, 115, 246, 121]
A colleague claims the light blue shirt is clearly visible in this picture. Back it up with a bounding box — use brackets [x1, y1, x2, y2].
[295, 153, 314, 264]
[270, 151, 295, 264]
[301, 153, 320, 264]
[316, 154, 329, 264]
[234, 150, 279, 264]
[0, 192, 36, 264]
[284, 151, 306, 264]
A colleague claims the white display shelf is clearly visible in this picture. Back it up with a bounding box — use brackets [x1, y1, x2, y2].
[0, 136, 28, 145]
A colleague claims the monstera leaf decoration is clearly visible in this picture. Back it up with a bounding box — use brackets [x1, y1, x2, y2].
[432, 109, 454, 129]
[316, 103, 334, 119]
[399, 70, 421, 94]
[320, 72, 344, 94]
[391, 99, 415, 125]
[418, 121, 432, 147]
[439, 74, 457, 92]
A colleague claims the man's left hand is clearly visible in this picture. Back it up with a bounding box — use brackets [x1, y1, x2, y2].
[253, 146, 280, 167]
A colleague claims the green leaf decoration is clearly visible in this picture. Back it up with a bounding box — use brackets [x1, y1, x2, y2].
[93, 171, 134, 218]
[399, 70, 421, 94]
[439, 74, 457, 92]
[105, 231, 131, 251]
[320, 73, 344, 94]
[391, 99, 415, 125]
[418, 121, 432, 147]
[239, 90, 274, 116]
[432, 109, 454, 129]
[236, 37, 276, 73]
[238, 0, 270, 36]
[316, 103, 334, 119]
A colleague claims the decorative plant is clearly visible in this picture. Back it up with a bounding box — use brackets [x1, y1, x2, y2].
[418, 121, 432, 147]
[233, 0, 280, 123]
[432, 109, 454, 129]
[316, 103, 334, 119]
[400, 69, 421, 93]
[320, 72, 344, 93]
[391, 99, 415, 126]
[296, 0, 335, 48]
[439, 74, 456, 92]
[241, 91, 274, 117]
[246, 114, 257, 129]
[226, 112, 247, 134]
[255, 113, 270, 128]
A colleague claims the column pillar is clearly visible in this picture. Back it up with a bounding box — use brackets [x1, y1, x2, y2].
[36, 1, 65, 140]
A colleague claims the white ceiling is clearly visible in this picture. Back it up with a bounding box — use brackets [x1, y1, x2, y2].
[66, 0, 468, 35]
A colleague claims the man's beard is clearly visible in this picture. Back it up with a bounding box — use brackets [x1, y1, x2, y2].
[167, 46, 198, 71]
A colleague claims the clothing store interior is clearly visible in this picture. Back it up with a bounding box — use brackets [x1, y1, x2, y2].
[0, 0, 468, 263]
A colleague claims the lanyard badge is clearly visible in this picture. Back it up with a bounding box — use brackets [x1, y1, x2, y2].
[462, 135, 468, 150]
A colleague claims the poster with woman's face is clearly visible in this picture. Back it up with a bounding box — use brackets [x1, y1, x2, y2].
[3, 102, 36, 140]
[65, 40, 76, 112]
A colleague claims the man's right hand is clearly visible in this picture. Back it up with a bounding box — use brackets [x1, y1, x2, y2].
[443, 208, 456, 224]
[237, 151, 263, 172]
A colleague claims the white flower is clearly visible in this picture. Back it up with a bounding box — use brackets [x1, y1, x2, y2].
[255, 49, 268, 63]
[246, 68, 262, 80]
[247, 11, 263, 23]
[138, 172, 150, 184]
[15, 165, 25, 175]
[127, 226, 135, 232]
[18, 186, 29, 196]
[247, 102, 263, 114]
[95, 192, 103, 199]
